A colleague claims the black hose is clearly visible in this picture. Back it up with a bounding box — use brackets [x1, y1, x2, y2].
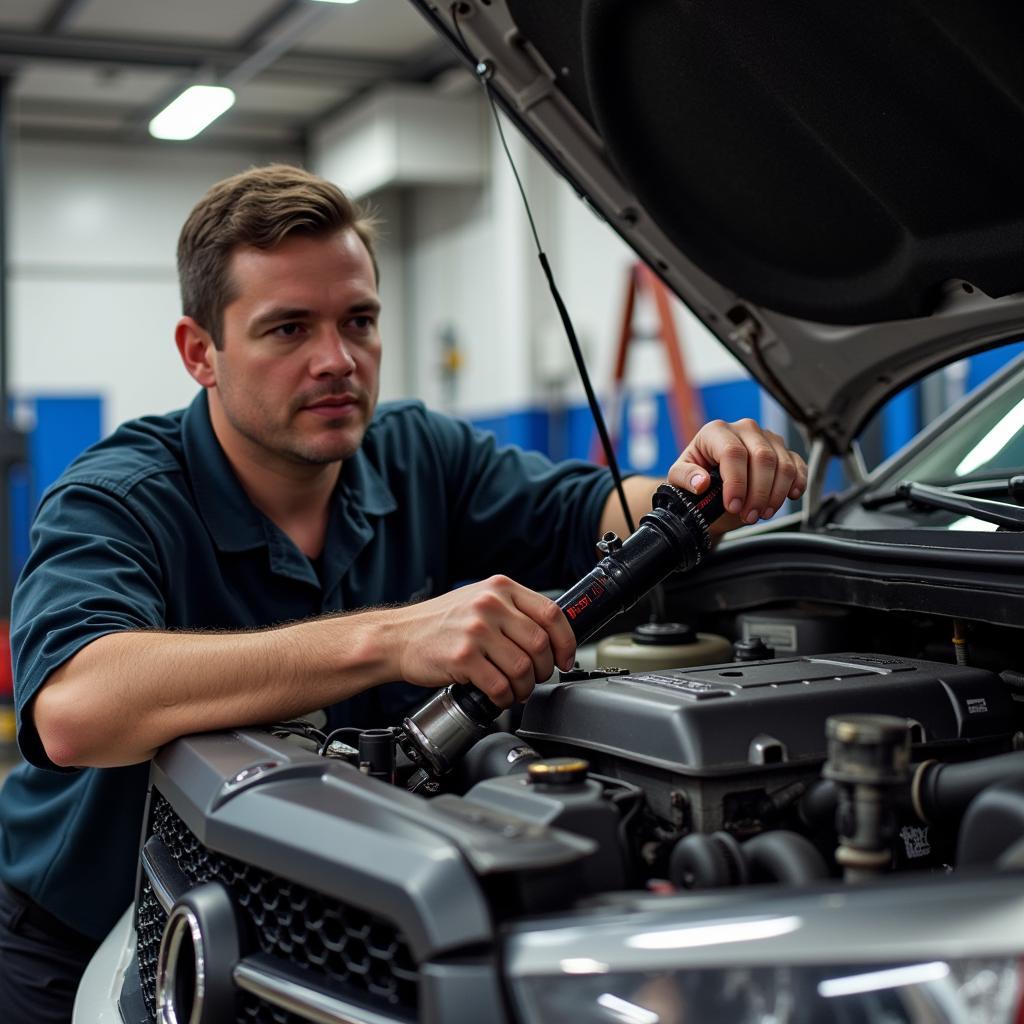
[459, 732, 540, 786]
[743, 831, 829, 885]
[916, 751, 1024, 824]
[669, 831, 749, 890]
[955, 778, 1024, 868]
[1000, 670, 1024, 695]
[799, 779, 838, 832]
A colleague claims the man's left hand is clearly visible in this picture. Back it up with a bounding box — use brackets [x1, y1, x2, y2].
[669, 418, 808, 535]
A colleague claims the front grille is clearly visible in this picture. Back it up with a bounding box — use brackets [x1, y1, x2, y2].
[136, 790, 419, 1023]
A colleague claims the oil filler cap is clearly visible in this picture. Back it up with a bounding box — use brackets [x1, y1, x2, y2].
[632, 621, 697, 646]
[527, 757, 589, 786]
[734, 636, 775, 661]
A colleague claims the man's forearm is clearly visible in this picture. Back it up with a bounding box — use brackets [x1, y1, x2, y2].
[32, 609, 401, 769]
[598, 475, 661, 541]
[30, 573, 580, 770]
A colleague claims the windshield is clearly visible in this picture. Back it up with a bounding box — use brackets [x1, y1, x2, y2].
[881, 357, 1024, 487]
[831, 353, 1024, 535]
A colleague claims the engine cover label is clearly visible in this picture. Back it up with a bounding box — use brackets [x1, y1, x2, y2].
[900, 824, 931, 859]
[629, 673, 730, 700]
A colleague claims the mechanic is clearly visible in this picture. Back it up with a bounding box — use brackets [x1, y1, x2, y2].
[0, 164, 806, 1022]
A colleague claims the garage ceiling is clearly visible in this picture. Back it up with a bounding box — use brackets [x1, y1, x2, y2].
[0, 0, 459, 151]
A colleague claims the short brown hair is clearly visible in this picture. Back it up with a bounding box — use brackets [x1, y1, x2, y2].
[177, 164, 378, 348]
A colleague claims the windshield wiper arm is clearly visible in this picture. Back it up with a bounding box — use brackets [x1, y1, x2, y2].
[893, 480, 1024, 531]
[863, 475, 1024, 510]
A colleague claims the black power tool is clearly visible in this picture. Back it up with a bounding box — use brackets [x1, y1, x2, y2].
[399, 472, 726, 776]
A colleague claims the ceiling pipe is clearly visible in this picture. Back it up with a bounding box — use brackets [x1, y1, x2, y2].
[221, 3, 335, 91]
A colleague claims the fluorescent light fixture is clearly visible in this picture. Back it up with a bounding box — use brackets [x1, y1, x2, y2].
[818, 961, 950, 999]
[955, 395, 1024, 476]
[149, 85, 236, 141]
[309, 0, 361, 4]
[626, 914, 802, 951]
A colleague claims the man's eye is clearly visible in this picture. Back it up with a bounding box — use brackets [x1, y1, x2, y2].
[349, 315, 376, 331]
[273, 323, 305, 338]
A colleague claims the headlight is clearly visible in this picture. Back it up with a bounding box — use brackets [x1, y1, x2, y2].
[505, 875, 1024, 1024]
[511, 957, 1022, 1024]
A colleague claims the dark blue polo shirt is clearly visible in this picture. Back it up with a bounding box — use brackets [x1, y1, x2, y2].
[0, 391, 614, 940]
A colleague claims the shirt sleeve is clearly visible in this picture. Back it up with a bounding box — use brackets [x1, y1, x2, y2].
[418, 408, 621, 590]
[11, 483, 168, 771]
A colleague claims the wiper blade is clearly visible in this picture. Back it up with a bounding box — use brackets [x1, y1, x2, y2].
[862, 474, 1024, 510]
[893, 480, 1024, 531]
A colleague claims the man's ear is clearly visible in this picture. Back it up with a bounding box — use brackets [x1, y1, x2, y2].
[175, 317, 218, 388]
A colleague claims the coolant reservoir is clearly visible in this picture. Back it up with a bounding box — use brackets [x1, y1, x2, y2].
[596, 621, 732, 671]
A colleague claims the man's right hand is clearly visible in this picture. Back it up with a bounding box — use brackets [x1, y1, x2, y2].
[390, 575, 576, 708]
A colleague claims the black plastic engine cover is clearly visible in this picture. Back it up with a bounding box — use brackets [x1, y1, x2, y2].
[519, 654, 1014, 778]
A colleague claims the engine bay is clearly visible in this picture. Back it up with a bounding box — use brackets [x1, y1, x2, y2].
[291, 599, 1024, 915]
[130, 603, 1024, 1024]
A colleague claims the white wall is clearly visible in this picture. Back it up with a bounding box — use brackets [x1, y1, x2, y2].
[393, 107, 747, 421]
[9, 140, 300, 432]
[400, 122, 543, 415]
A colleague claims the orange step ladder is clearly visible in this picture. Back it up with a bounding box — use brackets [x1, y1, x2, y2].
[591, 261, 705, 465]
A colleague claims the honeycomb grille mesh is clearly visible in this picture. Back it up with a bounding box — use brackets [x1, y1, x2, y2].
[136, 790, 419, 1023]
[136, 879, 165, 1020]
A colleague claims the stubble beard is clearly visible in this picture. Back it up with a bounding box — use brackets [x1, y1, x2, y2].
[221, 389, 374, 468]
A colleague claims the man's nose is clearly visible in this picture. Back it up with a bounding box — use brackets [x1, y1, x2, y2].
[310, 326, 357, 377]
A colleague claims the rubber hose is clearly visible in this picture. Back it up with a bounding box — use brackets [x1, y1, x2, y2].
[459, 732, 539, 786]
[956, 778, 1024, 867]
[669, 832, 748, 890]
[798, 779, 838, 832]
[743, 831, 830, 885]
[1000, 670, 1024, 695]
[917, 751, 1024, 823]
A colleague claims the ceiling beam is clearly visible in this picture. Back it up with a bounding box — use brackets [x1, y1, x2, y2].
[14, 121, 304, 152]
[0, 30, 399, 82]
[13, 96, 306, 129]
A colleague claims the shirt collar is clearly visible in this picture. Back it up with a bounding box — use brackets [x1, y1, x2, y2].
[337, 440, 398, 518]
[181, 392, 264, 552]
[181, 391, 397, 555]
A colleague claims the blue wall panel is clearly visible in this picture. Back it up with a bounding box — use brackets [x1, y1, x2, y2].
[9, 396, 103, 579]
[881, 384, 921, 457]
[469, 378, 764, 475]
[966, 340, 1024, 392]
[466, 409, 549, 452]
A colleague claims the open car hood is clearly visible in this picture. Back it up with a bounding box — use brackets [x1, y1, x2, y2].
[408, 1, 1024, 453]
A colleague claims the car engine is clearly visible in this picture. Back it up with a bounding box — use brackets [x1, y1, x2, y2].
[458, 647, 1021, 895]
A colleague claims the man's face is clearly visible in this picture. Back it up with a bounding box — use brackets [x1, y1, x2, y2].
[208, 228, 381, 470]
